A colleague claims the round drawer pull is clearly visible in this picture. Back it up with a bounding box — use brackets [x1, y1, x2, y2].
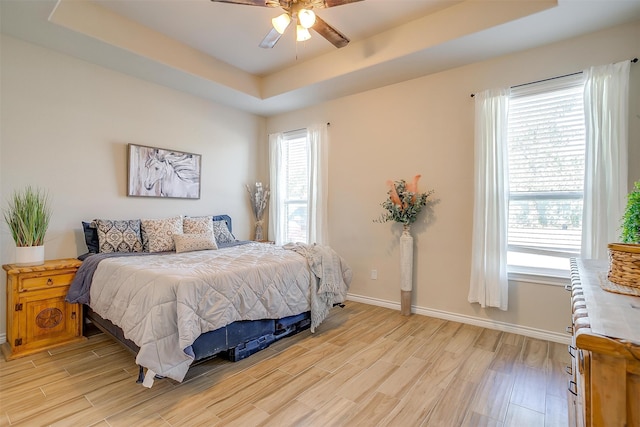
[47, 278, 54, 286]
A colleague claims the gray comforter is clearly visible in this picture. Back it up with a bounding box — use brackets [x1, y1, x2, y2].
[67, 242, 351, 383]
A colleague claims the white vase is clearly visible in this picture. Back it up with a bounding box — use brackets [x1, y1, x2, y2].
[400, 224, 413, 315]
[15, 245, 45, 266]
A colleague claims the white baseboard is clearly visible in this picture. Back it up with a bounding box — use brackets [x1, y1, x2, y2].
[346, 293, 571, 345]
[0, 298, 570, 348]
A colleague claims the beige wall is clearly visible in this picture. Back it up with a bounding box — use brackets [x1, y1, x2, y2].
[1, 21, 638, 342]
[0, 35, 266, 337]
[266, 21, 640, 340]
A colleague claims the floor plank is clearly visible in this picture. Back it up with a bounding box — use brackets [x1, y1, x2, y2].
[0, 302, 569, 426]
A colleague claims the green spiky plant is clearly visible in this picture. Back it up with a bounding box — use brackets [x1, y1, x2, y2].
[620, 181, 640, 244]
[3, 186, 52, 247]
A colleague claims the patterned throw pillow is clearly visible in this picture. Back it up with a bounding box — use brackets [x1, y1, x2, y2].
[141, 216, 183, 253]
[96, 219, 143, 253]
[212, 220, 236, 244]
[183, 216, 214, 234]
[174, 233, 217, 253]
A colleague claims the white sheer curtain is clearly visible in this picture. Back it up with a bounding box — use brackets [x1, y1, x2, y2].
[307, 123, 329, 245]
[268, 132, 285, 245]
[581, 60, 630, 260]
[468, 88, 510, 311]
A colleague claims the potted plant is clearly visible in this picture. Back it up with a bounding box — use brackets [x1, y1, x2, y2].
[620, 180, 640, 244]
[608, 180, 640, 289]
[3, 186, 52, 266]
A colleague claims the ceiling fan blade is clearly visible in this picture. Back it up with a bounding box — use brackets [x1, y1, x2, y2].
[259, 27, 284, 48]
[210, 0, 277, 7]
[322, 0, 364, 8]
[312, 15, 349, 48]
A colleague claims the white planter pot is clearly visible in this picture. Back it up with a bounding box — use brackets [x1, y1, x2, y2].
[15, 245, 45, 266]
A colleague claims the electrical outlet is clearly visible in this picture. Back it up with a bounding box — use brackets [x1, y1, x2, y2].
[371, 269, 377, 280]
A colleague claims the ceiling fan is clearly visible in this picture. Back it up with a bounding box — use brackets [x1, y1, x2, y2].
[211, 0, 363, 49]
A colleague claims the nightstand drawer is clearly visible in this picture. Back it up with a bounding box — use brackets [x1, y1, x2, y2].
[19, 273, 76, 292]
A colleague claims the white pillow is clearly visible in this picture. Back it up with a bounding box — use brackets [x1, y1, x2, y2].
[183, 216, 213, 234]
[141, 216, 183, 253]
[174, 233, 217, 253]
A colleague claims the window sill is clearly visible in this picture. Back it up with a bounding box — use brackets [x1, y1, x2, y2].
[507, 267, 570, 287]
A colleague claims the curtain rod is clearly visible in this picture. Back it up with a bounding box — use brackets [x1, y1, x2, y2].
[470, 57, 638, 98]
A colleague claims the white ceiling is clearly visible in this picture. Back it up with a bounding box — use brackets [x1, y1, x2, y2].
[94, 0, 460, 76]
[2, 0, 640, 117]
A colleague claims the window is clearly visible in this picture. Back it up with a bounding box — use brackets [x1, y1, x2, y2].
[506, 74, 585, 275]
[275, 129, 310, 244]
[270, 124, 327, 246]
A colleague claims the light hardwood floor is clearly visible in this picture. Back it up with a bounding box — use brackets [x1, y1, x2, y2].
[0, 302, 571, 426]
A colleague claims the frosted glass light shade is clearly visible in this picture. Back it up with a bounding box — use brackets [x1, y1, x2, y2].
[296, 25, 311, 41]
[272, 13, 291, 34]
[298, 9, 316, 29]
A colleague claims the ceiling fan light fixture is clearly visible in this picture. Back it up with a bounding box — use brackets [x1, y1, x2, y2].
[296, 25, 311, 42]
[298, 9, 316, 29]
[272, 13, 291, 34]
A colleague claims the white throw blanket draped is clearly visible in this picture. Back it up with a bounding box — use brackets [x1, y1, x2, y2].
[283, 242, 352, 332]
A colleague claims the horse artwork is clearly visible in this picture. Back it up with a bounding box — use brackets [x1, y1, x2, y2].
[128, 144, 201, 199]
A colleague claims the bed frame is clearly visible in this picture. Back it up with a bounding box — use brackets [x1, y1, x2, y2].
[85, 307, 311, 381]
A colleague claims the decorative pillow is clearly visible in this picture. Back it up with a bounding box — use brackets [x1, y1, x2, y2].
[96, 219, 143, 253]
[141, 216, 183, 253]
[82, 221, 100, 254]
[213, 220, 236, 244]
[183, 216, 214, 234]
[174, 233, 217, 253]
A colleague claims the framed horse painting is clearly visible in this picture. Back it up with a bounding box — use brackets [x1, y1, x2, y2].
[127, 144, 201, 199]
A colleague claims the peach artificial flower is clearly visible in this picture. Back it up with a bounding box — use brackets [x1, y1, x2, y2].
[405, 174, 421, 203]
[386, 180, 402, 207]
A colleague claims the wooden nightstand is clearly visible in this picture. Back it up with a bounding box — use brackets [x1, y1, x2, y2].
[2, 258, 84, 360]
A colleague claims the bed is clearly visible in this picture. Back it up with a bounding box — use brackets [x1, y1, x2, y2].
[66, 215, 352, 386]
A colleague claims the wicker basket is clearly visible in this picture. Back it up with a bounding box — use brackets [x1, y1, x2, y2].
[608, 243, 640, 289]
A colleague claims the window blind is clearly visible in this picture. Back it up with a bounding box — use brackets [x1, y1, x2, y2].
[507, 74, 585, 256]
[282, 129, 309, 243]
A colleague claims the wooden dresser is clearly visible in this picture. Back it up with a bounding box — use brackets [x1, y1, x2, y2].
[568, 258, 640, 427]
[2, 258, 84, 360]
